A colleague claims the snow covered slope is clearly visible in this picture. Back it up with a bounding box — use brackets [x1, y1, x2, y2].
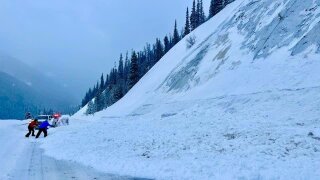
[45, 0, 320, 179]
[76, 0, 320, 117]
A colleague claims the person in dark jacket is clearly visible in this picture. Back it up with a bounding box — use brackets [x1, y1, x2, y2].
[25, 119, 38, 137]
[35, 120, 54, 138]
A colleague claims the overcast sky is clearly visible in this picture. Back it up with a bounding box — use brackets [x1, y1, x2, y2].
[0, 0, 210, 100]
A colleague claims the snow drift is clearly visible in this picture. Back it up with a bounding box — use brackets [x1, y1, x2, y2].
[43, 0, 320, 179]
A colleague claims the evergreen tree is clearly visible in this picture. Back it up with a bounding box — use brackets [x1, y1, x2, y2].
[99, 73, 104, 93]
[118, 54, 124, 80]
[213, 0, 224, 16]
[81, 91, 88, 107]
[209, 0, 215, 18]
[124, 52, 130, 92]
[108, 68, 117, 85]
[103, 89, 111, 107]
[105, 74, 110, 88]
[140, 51, 148, 75]
[92, 82, 98, 97]
[88, 88, 92, 101]
[164, 35, 170, 53]
[128, 51, 139, 89]
[155, 38, 164, 62]
[199, 0, 206, 23]
[173, 20, 180, 45]
[180, 28, 185, 39]
[225, 0, 234, 5]
[144, 44, 153, 71]
[184, 7, 191, 36]
[190, 0, 197, 30]
[95, 91, 104, 111]
[169, 33, 174, 48]
[86, 100, 96, 115]
[196, 0, 201, 26]
[113, 85, 123, 102]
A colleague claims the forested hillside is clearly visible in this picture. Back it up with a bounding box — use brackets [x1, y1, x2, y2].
[0, 54, 77, 119]
[81, 0, 234, 114]
[0, 72, 39, 119]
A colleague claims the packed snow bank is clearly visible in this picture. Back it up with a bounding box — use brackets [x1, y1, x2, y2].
[42, 88, 320, 179]
[0, 120, 26, 179]
[0, 120, 37, 179]
[47, 0, 320, 179]
[0, 120, 133, 179]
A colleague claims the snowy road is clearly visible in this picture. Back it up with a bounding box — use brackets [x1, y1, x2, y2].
[0, 121, 149, 180]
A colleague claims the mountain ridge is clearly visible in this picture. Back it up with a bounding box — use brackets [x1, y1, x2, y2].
[0, 53, 77, 118]
[0, 71, 39, 119]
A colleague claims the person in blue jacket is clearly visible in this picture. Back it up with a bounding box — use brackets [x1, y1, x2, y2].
[35, 120, 54, 138]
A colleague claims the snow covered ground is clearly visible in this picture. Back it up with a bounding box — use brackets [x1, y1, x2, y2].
[40, 0, 320, 179]
[0, 120, 142, 180]
[42, 87, 320, 179]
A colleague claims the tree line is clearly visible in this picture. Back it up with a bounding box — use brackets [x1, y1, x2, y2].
[82, 0, 234, 115]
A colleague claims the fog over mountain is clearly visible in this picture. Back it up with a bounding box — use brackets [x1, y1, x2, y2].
[0, 54, 77, 118]
[0, 0, 210, 100]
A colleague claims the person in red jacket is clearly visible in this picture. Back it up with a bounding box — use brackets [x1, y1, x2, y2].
[25, 119, 38, 137]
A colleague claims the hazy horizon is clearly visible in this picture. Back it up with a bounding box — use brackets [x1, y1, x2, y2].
[0, 0, 210, 101]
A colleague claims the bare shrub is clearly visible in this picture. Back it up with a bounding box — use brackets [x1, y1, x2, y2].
[186, 35, 196, 49]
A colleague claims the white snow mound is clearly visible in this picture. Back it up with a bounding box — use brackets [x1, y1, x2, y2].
[44, 0, 320, 179]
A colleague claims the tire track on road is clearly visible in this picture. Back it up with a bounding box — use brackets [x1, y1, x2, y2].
[2, 121, 153, 180]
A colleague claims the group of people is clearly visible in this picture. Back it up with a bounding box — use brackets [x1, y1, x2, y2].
[25, 119, 54, 138]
